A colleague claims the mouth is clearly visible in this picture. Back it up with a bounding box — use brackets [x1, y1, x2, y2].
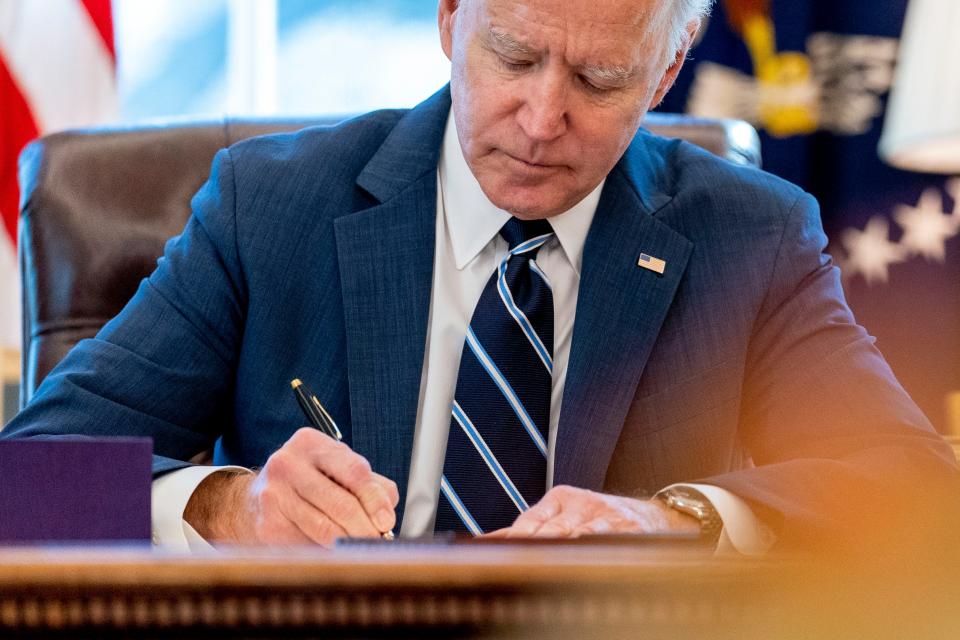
[501, 151, 563, 171]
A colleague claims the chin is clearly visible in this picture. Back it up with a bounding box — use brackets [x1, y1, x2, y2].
[483, 183, 574, 220]
[492, 195, 562, 219]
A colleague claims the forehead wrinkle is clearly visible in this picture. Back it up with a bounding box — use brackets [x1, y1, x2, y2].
[488, 23, 637, 82]
[483, 2, 663, 78]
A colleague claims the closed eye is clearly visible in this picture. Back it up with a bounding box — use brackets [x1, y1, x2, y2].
[498, 56, 533, 72]
[578, 74, 612, 94]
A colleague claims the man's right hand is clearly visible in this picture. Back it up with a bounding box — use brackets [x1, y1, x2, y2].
[184, 427, 399, 546]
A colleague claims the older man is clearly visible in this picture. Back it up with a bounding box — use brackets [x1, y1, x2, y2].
[4, 0, 957, 552]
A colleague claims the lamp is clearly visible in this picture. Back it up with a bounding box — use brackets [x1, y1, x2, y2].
[879, 0, 960, 173]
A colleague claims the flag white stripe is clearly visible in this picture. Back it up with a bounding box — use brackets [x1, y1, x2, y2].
[0, 239, 19, 350]
[0, 0, 117, 133]
[0, 0, 116, 350]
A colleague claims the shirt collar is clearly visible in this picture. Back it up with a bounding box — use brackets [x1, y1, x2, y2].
[438, 109, 603, 276]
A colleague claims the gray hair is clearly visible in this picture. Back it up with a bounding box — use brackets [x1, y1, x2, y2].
[662, 0, 714, 65]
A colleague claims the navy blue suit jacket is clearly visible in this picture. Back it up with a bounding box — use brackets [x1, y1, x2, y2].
[6, 87, 957, 548]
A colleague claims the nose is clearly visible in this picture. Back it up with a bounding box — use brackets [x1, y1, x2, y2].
[516, 69, 568, 143]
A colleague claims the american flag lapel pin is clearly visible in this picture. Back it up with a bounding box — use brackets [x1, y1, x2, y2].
[637, 253, 666, 275]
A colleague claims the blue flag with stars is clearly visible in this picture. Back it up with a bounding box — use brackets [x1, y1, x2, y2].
[656, 0, 960, 435]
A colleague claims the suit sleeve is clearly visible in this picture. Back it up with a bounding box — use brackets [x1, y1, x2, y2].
[701, 192, 960, 551]
[1, 149, 247, 477]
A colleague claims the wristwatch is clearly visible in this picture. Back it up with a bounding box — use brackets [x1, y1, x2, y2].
[655, 486, 724, 545]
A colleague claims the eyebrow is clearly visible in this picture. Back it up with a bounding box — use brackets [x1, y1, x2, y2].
[581, 63, 635, 84]
[487, 27, 635, 84]
[488, 28, 535, 55]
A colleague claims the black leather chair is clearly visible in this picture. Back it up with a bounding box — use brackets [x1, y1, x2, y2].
[17, 114, 760, 406]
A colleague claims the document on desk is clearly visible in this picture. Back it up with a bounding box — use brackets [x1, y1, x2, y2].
[336, 531, 710, 550]
[0, 437, 152, 543]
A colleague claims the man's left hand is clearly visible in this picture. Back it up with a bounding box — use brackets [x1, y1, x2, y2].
[484, 485, 701, 538]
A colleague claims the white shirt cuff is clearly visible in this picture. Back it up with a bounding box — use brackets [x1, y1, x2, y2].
[151, 465, 250, 552]
[664, 483, 777, 556]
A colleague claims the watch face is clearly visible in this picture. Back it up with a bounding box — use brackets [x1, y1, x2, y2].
[672, 495, 707, 519]
[660, 488, 723, 544]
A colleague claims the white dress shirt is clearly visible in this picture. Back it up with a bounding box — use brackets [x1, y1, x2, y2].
[152, 108, 774, 555]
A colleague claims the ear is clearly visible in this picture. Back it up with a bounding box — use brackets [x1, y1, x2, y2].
[438, 0, 460, 61]
[651, 18, 701, 107]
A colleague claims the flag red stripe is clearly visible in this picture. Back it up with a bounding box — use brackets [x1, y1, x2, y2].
[80, 0, 116, 61]
[0, 54, 40, 248]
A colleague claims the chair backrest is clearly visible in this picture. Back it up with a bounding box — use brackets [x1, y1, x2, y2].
[17, 113, 760, 406]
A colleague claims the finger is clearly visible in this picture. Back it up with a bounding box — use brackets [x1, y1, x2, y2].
[302, 433, 396, 532]
[260, 517, 314, 546]
[291, 460, 382, 538]
[258, 438, 377, 537]
[520, 487, 602, 538]
[372, 472, 401, 507]
[481, 527, 513, 539]
[530, 511, 584, 538]
[252, 489, 314, 546]
[504, 494, 564, 537]
[273, 511, 317, 545]
[278, 486, 348, 546]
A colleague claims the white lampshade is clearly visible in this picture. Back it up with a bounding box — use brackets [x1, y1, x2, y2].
[879, 0, 960, 173]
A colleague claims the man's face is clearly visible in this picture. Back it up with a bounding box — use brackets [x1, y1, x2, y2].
[439, 0, 696, 219]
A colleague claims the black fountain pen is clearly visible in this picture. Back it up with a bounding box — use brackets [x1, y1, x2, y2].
[290, 379, 395, 540]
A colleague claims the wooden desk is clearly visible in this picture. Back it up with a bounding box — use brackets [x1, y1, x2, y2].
[2, 543, 955, 639]
[0, 544, 800, 639]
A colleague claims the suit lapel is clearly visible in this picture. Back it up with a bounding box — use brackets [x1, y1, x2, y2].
[334, 87, 451, 525]
[554, 149, 693, 491]
[333, 88, 692, 512]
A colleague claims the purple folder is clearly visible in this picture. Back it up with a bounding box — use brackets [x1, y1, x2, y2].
[0, 437, 152, 543]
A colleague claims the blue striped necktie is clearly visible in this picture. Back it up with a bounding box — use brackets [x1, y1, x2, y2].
[435, 217, 555, 535]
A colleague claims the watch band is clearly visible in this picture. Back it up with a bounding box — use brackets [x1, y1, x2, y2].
[655, 486, 724, 545]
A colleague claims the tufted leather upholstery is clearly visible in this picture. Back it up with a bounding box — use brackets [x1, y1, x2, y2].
[17, 114, 760, 406]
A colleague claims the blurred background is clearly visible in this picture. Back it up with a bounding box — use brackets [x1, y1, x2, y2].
[114, 0, 449, 120]
[2, 0, 958, 438]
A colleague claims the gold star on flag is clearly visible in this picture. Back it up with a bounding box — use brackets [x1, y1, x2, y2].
[841, 217, 908, 285]
[893, 188, 960, 262]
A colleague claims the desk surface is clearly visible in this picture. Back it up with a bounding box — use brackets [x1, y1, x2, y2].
[0, 543, 793, 638]
[1, 543, 954, 639]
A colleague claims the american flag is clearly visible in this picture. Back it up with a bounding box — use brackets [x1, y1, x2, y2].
[0, 0, 118, 351]
[638, 253, 667, 275]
